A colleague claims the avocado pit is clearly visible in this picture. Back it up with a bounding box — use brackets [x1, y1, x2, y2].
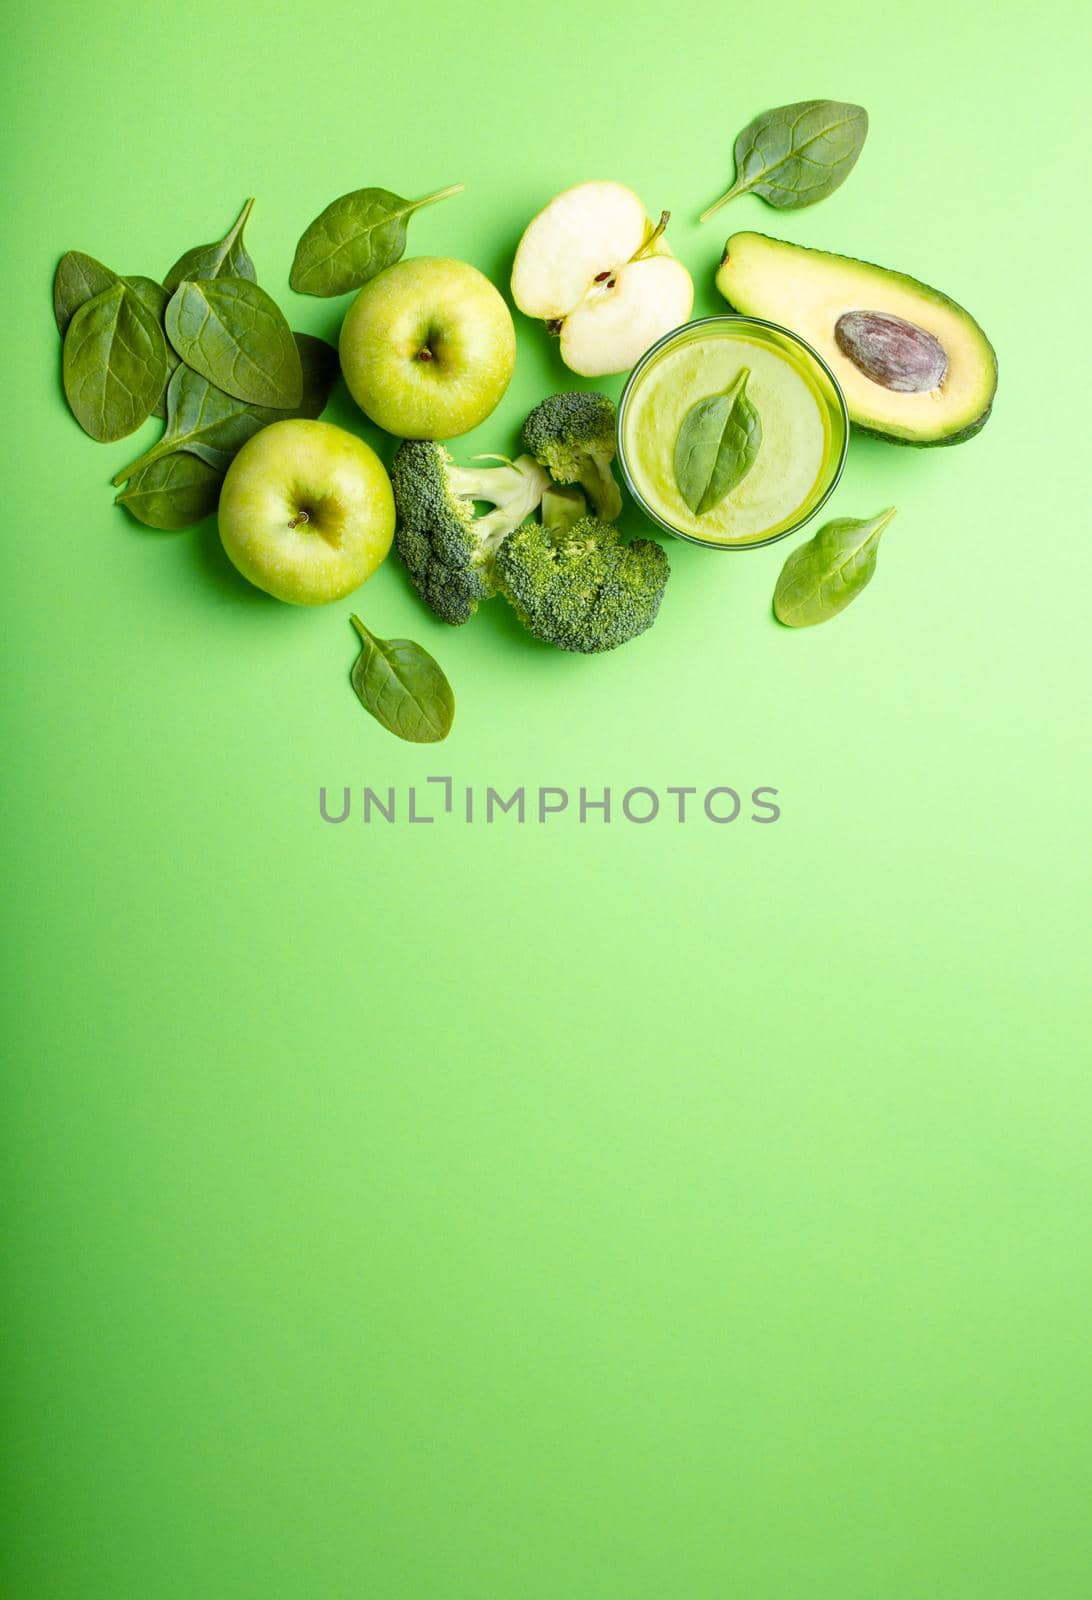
[835, 309, 948, 393]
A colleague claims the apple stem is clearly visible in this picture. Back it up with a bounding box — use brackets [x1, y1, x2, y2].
[288, 510, 310, 529]
[632, 211, 669, 261]
[413, 183, 465, 212]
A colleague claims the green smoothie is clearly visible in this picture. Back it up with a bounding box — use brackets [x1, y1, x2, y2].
[620, 319, 846, 546]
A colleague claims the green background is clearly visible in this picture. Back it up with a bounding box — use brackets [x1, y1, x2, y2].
[3, 1, 1090, 1594]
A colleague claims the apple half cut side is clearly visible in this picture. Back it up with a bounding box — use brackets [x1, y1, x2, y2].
[511, 181, 694, 378]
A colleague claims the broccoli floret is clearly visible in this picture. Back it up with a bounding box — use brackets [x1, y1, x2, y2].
[391, 441, 550, 625]
[495, 515, 669, 654]
[522, 392, 623, 522]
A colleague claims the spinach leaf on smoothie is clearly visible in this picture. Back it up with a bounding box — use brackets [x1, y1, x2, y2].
[674, 367, 762, 514]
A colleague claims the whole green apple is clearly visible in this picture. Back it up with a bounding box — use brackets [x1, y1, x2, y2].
[339, 256, 516, 439]
[218, 419, 394, 605]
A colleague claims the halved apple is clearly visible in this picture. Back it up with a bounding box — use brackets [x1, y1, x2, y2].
[511, 181, 694, 377]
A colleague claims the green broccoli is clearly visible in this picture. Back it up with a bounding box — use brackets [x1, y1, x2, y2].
[541, 483, 586, 533]
[495, 514, 669, 654]
[522, 392, 623, 522]
[391, 441, 550, 625]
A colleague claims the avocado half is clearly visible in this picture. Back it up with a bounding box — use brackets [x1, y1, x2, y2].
[715, 232, 997, 446]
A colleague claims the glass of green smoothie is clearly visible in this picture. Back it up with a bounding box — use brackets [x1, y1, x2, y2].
[617, 315, 849, 549]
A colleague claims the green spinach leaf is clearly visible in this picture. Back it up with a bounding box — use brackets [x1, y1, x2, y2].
[125, 276, 179, 417]
[700, 100, 868, 220]
[350, 615, 454, 743]
[125, 275, 170, 318]
[55, 265, 178, 417]
[53, 251, 119, 335]
[293, 332, 339, 418]
[290, 183, 463, 297]
[115, 452, 224, 529]
[113, 364, 271, 482]
[674, 367, 762, 514]
[112, 333, 335, 485]
[165, 277, 302, 408]
[773, 507, 896, 627]
[163, 199, 256, 292]
[63, 280, 168, 443]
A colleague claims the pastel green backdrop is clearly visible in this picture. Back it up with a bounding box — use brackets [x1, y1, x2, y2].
[3, 0, 1089, 1595]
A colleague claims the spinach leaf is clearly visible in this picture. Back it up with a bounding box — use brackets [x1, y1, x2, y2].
[290, 183, 463, 297]
[125, 275, 169, 318]
[773, 507, 896, 627]
[293, 332, 339, 417]
[700, 100, 868, 220]
[115, 452, 224, 529]
[674, 367, 762, 514]
[53, 251, 119, 335]
[112, 364, 271, 482]
[63, 280, 168, 443]
[165, 277, 302, 408]
[162, 199, 256, 292]
[112, 333, 336, 485]
[350, 615, 454, 743]
[54, 265, 178, 417]
[125, 276, 179, 417]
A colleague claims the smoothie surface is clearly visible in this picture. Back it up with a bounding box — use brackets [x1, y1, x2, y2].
[623, 331, 831, 543]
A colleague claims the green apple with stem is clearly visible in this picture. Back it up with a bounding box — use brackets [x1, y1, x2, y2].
[339, 256, 516, 439]
[218, 419, 394, 604]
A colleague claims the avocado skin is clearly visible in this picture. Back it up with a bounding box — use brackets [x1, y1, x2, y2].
[855, 400, 993, 449]
[717, 233, 997, 448]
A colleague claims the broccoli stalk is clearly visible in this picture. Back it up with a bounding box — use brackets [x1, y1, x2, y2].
[522, 392, 624, 522]
[495, 514, 669, 654]
[443, 455, 547, 547]
[391, 441, 550, 625]
[541, 483, 587, 534]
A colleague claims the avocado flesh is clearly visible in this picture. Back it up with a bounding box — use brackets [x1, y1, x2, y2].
[715, 232, 997, 446]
